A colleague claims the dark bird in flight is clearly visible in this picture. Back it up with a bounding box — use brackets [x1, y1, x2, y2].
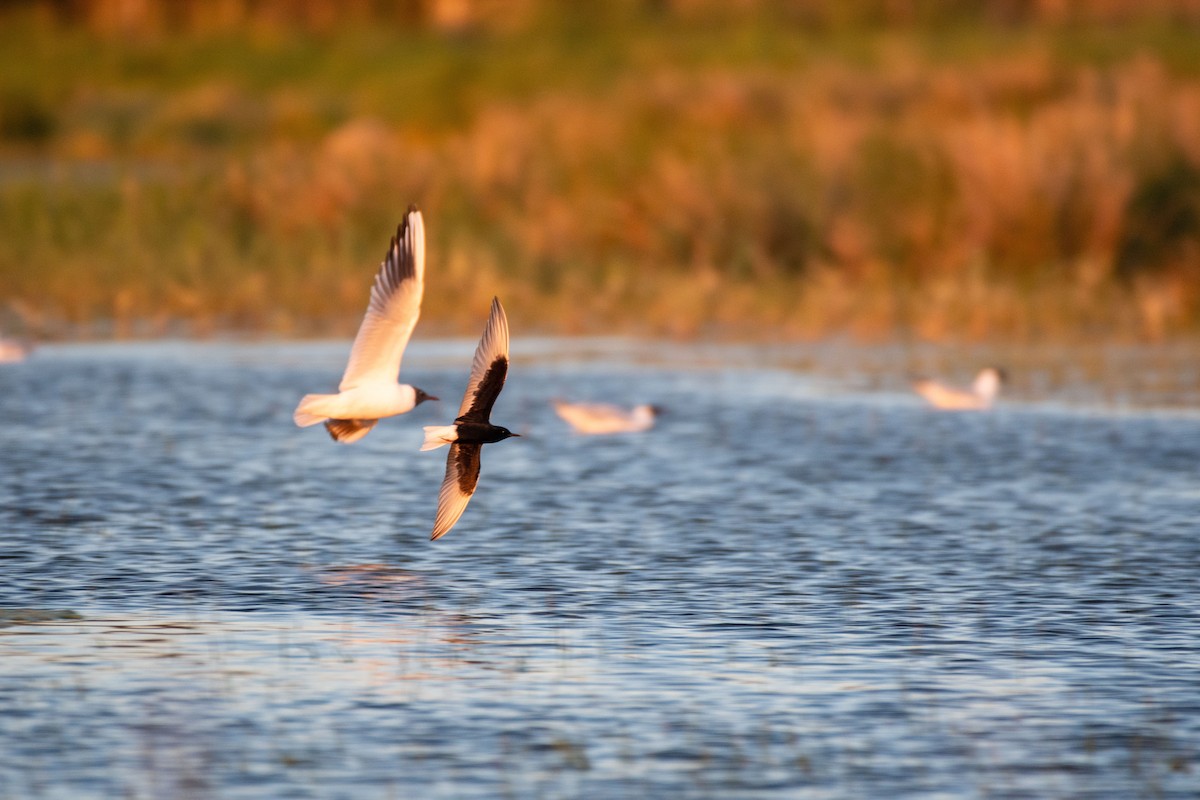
[421, 297, 518, 540]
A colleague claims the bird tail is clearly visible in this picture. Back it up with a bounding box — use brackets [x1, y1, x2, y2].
[325, 418, 378, 443]
[294, 393, 338, 427]
[421, 425, 458, 451]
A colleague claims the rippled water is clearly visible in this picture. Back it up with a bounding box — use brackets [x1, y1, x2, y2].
[2, 340, 1198, 799]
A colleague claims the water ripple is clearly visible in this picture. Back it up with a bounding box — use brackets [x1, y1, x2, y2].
[0, 343, 1197, 797]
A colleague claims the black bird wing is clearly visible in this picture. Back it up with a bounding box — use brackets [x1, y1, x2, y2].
[455, 297, 510, 423]
[431, 444, 481, 540]
[338, 206, 426, 390]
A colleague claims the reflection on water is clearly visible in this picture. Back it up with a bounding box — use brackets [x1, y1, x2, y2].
[0, 340, 1198, 798]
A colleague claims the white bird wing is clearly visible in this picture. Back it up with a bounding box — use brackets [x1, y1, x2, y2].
[431, 444, 481, 540]
[455, 297, 510, 421]
[338, 207, 426, 391]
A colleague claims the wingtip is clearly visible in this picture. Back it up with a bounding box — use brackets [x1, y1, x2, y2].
[397, 204, 423, 238]
[490, 296, 507, 325]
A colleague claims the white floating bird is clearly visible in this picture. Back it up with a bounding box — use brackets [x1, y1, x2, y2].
[552, 401, 661, 434]
[912, 367, 1006, 411]
[0, 338, 31, 364]
[422, 298, 519, 540]
[294, 206, 438, 443]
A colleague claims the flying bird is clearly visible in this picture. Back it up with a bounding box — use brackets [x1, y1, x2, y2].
[293, 206, 438, 442]
[912, 367, 1006, 411]
[422, 297, 519, 540]
[552, 401, 661, 434]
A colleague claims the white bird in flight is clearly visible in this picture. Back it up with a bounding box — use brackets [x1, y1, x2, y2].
[552, 401, 661, 434]
[422, 297, 519, 540]
[294, 206, 438, 443]
[912, 367, 1006, 411]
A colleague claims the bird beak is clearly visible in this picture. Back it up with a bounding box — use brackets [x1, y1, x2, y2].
[426, 395, 440, 402]
[511, 433, 522, 437]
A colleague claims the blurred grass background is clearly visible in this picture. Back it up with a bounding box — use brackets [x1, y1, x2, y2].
[2, 0, 1200, 341]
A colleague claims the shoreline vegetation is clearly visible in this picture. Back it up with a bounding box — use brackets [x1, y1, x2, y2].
[3, 1, 1200, 343]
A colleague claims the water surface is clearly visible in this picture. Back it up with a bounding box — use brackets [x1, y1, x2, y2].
[1, 340, 1198, 798]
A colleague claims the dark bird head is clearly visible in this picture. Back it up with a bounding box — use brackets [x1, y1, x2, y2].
[495, 426, 520, 441]
[648, 404, 666, 417]
[414, 387, 439, 405]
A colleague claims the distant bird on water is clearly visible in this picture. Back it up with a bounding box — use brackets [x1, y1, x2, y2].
[552, 401, 661, 434]
[422, 297, 519, 540]
[912, 367, 1006, 411]
[293, 206, 438, 443]
[0, 338, 31, 364]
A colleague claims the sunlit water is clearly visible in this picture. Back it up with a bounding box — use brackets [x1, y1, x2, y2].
[1, 340, 1198, 799]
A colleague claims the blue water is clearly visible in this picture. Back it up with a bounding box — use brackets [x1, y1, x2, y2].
[1, 341, 1198, 799]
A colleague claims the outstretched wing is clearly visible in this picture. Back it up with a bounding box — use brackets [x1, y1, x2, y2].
[339, 207, 426, 390]
[455, 297, 510, 422]
[431, 444, 481, 540]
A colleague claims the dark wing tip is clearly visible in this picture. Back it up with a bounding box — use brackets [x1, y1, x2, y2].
[379, 210, 421, 282]
[394, 204, 421, 242]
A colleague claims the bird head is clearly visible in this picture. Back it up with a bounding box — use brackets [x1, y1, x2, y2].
[414, 387, 439, 405]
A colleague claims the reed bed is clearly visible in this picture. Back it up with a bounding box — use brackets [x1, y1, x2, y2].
[2, 1, 1200, 341]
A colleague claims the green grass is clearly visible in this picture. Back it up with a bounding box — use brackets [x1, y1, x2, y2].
[2, 3, 1200, 341]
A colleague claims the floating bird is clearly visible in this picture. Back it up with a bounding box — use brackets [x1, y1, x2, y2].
[552, 401, 661, 434]
[293, 206, 438, 443]
[422, 297, 518, 540]
[912, 367, 1006, 411]
[0, 338, 31, 364]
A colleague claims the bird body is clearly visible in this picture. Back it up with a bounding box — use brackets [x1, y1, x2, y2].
[297, 383, 422, 426]
[425, 297, 518, 540]
[0, 339, 30, 363]
[912, 367, 1004, 411]
[421, 420, 514, 450]
[553, 401, 659, 434]
[293, 206, 437, 442]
